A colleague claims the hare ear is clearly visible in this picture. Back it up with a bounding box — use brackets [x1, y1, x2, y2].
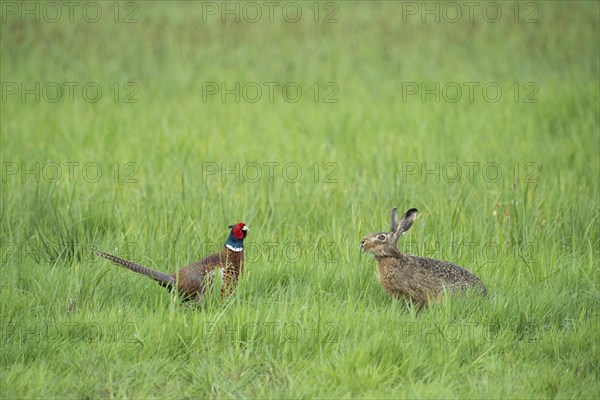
[390, 208, 400, 232]
[393, 208, 418, 237]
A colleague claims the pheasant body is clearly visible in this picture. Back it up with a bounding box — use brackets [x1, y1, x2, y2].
[95, 222, 249, 301]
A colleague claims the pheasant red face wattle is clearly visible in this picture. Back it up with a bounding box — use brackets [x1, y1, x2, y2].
[228, 222, 249, 239]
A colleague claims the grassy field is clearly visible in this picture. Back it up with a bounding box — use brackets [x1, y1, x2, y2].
[1, 1, 599, 398]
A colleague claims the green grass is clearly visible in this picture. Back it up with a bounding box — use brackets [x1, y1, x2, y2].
[1, 1, 599, 398]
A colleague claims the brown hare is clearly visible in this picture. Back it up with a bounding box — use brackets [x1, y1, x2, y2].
[361, 208, 487, 309]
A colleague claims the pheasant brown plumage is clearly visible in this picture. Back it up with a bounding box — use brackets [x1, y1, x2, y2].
[95, 222, 249, 301]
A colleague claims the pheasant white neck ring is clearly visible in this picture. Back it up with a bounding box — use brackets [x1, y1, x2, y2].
[225, 244, 243, 252]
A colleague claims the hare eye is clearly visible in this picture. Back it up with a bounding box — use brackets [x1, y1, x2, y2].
[377, 234, 386, 241]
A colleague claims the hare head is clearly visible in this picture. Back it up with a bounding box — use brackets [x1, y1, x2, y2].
[360, 208, 418, 257]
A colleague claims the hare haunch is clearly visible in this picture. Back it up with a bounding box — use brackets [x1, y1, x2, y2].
[361, 208, 487, 309]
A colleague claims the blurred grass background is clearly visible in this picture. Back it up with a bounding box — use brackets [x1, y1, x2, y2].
[1, 1, 599, 398]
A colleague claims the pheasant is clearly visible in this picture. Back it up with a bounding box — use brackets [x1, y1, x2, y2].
[95, 222, 249, 301]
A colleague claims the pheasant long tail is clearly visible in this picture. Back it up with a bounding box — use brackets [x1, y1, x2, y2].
[94, 250, 176, 286]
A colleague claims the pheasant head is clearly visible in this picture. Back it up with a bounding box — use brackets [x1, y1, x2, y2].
[225, 222, 249, 252]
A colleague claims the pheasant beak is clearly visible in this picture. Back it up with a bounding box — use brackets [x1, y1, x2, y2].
[242, 225, 249, 232]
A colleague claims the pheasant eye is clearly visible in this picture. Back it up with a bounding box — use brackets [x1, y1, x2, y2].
[377, 234, 386, 241]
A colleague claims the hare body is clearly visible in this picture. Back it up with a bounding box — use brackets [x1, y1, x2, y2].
[375, 253, 487, 305]
[362, 208, 486, 308]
